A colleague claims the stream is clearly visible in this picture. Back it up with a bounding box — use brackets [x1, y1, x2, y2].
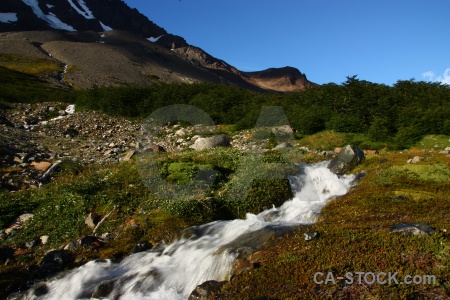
[17, 160, 357, 299]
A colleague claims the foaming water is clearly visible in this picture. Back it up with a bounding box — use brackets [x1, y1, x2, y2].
[21, 161, 356, 300]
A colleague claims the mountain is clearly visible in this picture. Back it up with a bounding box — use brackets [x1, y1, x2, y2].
[0, 0, 318, 91]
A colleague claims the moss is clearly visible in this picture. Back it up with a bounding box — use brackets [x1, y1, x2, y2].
[392, 163, 450, 183]
[219, 177, 293, 219]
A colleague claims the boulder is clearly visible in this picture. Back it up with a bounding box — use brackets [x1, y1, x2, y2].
[188, 280, 227, 300]
[175, 128, 187, 137]
[132, 241, 153, 254]
[407, 156, 422, 164]
[30, 161, 52, 172]
[189, 134, 231, 150]
[327, 145, 365, 175]
[390, 223, 435, 236]
[271, 125, 294, 136]
[91, 280, 116, 298]
[80, 235, 104, 249]
[273, 142, 293, 149]
[33, 283, 49, 297]
[17, 213, 34, 224]
[39, 250, 73, 278]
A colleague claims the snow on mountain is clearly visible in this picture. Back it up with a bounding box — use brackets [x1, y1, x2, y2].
[67, 0, 95, 20]
[147, 35, 163, 42]
[21, 0, 76, 31]
[0, 13, 17, 23]
[99, 21, 113, 31]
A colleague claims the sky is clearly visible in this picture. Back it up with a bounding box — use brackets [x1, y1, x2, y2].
[124, 0, 450, 86]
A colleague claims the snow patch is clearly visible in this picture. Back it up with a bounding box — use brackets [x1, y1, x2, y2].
[46, 4, 54, 9]
[67, 0, 95, 20]
[0, 12, 18, 23]
[147, 35, 164, 42]
[99, 21, 113, 31]
[21, 0, 76, 31]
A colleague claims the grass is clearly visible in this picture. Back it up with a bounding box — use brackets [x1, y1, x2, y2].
[296, 130, 349, 150]
[412, 134, 450, 151]
[0, 53, 60, 75]
[296, 130, 391, 151]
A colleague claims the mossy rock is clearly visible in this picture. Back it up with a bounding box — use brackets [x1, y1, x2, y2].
[165, 162, 219, 185]
[393, 189, 438, 201]
[221, 178, 293, 219]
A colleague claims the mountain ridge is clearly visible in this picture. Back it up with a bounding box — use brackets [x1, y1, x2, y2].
[0, 0, 318, 91]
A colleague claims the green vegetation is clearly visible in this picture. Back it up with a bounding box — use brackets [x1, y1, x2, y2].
[0, 53, 60, 75]
[0, 66, 74, 104]
[72, 77, 450, 149]
[0, 148, 302, 248]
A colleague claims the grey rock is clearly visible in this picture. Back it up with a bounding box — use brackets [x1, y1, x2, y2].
[91, 280, 116, 298]
[188, 280, 228, 300]
[271, 125, 294, 136]
[132, 241, 153, 253]
[33, 283, 49, 297]
[39, 250, 73, 278]
[63, 240, 80, 250]
[407, 156, 422, 164]
[390, 223, 435, 236]
[304, 231, 319, 241]
[175, 128, 187, 137]
[190, 134, 231, 150]
[327, 145, 365, 175]
[273, 142, 293, 149]
[85, 212, 100, 230]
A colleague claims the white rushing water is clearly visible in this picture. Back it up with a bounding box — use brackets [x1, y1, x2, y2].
[22, 161, 356, 300]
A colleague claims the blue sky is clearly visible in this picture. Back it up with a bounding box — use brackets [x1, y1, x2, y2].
[124, 0, 450, 86]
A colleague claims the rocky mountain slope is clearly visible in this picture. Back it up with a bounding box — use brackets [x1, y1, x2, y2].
[0, 0, 317, 91]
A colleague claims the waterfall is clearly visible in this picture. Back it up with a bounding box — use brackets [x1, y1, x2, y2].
[19, 161, 356, 300]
